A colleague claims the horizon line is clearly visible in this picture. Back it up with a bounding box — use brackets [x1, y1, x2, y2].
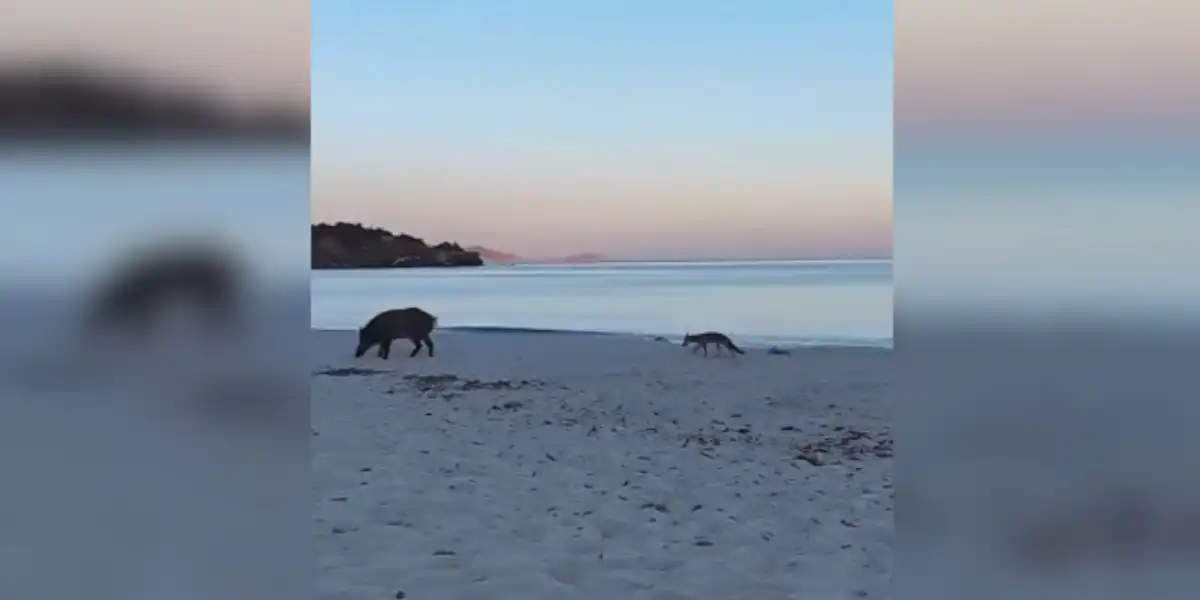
[312, 257, 893, 271]
[553, 257, 892, 264]
[309, 221, 891, 264]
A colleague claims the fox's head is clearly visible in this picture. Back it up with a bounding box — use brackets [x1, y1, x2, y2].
[681, 333, 693, 346]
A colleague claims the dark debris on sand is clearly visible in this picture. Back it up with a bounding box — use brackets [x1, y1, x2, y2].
[674, 416, 892, 469]
[490, 400, 526, 413]
[315, 367, 389, 377]
[792, 428, 893, 466]
[404, 374, 544, 392]
[391, 374, 547, 399]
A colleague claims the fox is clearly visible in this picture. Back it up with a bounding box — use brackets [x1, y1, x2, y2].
[355, 307, 438, 360]
[681, 331, 745, 357]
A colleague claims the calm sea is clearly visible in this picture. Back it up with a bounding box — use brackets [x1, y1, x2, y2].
[311, 260, 892, 348]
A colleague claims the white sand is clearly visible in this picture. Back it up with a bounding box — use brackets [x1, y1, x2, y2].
[313, 330, 893, 600]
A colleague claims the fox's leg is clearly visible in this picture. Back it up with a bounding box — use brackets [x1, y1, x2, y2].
[409, 338, 423, 358]
[378, 340, 391, 360]
[715, 344, 725, 356]
[423, 335, 435, 357]
[701, 343, 709, 357]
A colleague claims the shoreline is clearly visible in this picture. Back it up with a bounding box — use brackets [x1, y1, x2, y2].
[312, 325, 893, 350]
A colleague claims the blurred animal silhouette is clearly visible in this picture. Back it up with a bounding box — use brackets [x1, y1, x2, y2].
[355, 307, 438, 360]
[87, 243, 240, 337]
[681, 332, 745, 357]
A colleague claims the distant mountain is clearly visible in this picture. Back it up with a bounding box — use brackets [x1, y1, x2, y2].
[466, 246, 522, 264]
[466, 246, 605, 265]
[556, 253, 605, 264]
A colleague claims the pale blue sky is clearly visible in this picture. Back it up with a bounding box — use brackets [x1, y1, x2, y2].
[313, 1, 892, 260]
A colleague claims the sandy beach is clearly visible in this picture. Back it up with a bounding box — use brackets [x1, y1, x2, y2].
[313, 329, 893, 600]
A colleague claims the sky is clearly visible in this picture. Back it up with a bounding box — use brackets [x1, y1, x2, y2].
[312, 1, 893, 261]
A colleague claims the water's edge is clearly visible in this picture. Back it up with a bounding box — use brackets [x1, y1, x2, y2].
[315, 324, 893, 350]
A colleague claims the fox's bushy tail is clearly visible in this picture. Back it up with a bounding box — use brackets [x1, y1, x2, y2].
[726, 341, 745, 355]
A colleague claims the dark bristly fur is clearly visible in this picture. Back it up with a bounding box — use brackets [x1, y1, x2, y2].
[681, 331, 745, 357]
[355, 307, 438, 360]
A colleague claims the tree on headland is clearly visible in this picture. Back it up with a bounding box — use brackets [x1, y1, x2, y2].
[311, 222, 482, 269]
